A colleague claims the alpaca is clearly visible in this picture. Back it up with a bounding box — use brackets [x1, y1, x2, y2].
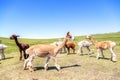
[50, 39, 66, 53]
[70, 36, 75, 41]
[77, 40, 92, 55]
[24, 32, 72, 72]
[10, 34, 29, 60]
[86, 35, 117, 61]
[65, 41, 75, 54]
[0, 44, 7, 59]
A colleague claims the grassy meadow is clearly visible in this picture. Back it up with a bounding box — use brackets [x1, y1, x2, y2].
[0, 32, 120, 80]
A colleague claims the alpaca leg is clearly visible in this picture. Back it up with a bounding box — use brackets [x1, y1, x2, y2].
[1, 49, 5, 59]
[24, 58, 29, 70]
[80, 47, 83, 55]
[52, 57, 60, 71]
[86, 46, 91, 55]
[77, 47, 80, 55]
[24, 50, 29, 59]
[23, 50, 27, 59]
[96, 49, 100, 59]
[27, 60, 35, 72]
[64, 46, 67, 53]
[100, 50, 105, 58]
[72, 47, 75, 54]
[67, 48, 70, 55]
[44, 56, 50, 70]
[26, 54, 36, 72]
[59, 48, 62, 54]
[27, 56, 35, 72]
[19, 49, 22, 61]
[77, 47, 82, 55]
[109, 48, 117, 61]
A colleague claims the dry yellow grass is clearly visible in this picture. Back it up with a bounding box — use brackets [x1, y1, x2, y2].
[0, 32, 120, 80]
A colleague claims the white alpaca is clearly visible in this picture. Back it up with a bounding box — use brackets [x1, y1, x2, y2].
[0, 44, 7, 59]
[77, 40, 92, 55]
[50, 39, 66, 53]
[70, 36, 75, 41]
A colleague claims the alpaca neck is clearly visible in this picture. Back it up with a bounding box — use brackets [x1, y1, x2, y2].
[14, 38, 20, 47]
[56, 37, 68, 51]
[89, 38, 97, 46]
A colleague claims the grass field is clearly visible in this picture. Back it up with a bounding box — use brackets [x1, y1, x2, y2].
[0, 32, 120, 80]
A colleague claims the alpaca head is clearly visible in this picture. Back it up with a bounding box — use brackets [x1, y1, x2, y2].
[86, 35, 93, 40]
[10, 34, 20, 39]
[66, 32, 72, 40]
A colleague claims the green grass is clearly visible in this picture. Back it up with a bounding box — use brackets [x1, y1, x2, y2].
[0, 32, 120, 80]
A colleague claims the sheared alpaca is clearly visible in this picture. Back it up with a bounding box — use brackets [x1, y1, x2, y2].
[50, 39, 66, 53]
[24, 32, 72, 72]
[0, 44, 7, 59]
[77, 40, 92, 55]
[86, 35, 117, 61]
[10, 34, 29, 60]
[70, 36, 75, 41]
[65, 42, 75, 54]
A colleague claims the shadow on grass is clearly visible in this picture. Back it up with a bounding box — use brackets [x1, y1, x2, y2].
[89, 55, 96, 58]
[35, 64, 81, 71]
[99, 57, 110, 60]
[0, 57, 14, 60]
[90, 56, 110, 60]
[79, 54, 92, 56]
[67, 53, 77, 55]
[5, 57, 14, 60]
[61, 64, 81, 69]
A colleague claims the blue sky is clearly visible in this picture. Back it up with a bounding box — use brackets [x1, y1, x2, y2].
[0, 0, 120, 39]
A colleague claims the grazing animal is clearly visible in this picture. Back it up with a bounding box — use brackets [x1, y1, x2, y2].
[77, 40, 92, 55]
[10, 34, 29, 60]
[24, 32, 72, 72]
[0, 44, 7, 59]
[86, 35, 117, 61]
[65, 42, 75, 54]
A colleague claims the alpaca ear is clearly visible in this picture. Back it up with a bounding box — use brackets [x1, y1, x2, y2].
[86, 35, 92, 38]
[67, 32, 70, 35]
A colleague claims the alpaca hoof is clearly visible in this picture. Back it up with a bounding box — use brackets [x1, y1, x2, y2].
[23, 66, 28, 70]
[24, 68, 28, 70]
[29, 67, 35, 72]
[44, 66, 48, 71]
[111, 57, 117, 62]
[96, 57, 100, 60]
[112, 59, 117, 62]
[55, 65, 61, 71]
[79, 54, 83, 56]
[56, 67, 61, 71]
[44, 68, 48, 71]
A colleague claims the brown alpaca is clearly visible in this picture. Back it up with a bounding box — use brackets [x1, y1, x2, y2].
[65, 42, 75, 54]
[10, 34, 29, 60]
[86, 35, 117, 61]
[24, 32, 72, 72]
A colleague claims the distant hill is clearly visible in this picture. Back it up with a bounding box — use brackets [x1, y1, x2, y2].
[0, 32, 120, 53]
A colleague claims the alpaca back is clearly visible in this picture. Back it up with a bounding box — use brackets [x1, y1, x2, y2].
[26, 44, 56, 57]
[78, 40, 92, 47]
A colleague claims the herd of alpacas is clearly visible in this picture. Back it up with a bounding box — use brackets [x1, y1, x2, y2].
[0, 32, 117, 72]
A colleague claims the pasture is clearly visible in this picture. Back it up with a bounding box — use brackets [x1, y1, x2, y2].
[0, 32, 120, 80]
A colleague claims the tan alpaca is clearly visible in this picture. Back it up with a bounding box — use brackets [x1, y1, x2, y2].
[24, 32, 72, 72]
[86, 35, 117, 61]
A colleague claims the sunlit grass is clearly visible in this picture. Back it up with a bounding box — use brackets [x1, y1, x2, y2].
[0, 32, 120, 80]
